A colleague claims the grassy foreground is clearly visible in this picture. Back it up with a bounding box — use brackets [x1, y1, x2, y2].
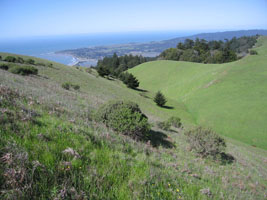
[130, 36, 267, 150]
[0, 50, 267, 199]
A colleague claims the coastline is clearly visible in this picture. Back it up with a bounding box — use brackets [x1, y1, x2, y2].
[55, 52, 98, 67]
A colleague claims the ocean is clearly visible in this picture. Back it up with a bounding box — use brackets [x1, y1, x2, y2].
[0, 31, 197, 66]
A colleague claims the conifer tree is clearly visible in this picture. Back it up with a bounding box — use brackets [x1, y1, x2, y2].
[154, 91, 167, 107]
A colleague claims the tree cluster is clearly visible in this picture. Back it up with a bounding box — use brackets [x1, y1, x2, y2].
[160, 35, 259, 64]
[96, 53, 147, 78]
[119, 72, 139, 89]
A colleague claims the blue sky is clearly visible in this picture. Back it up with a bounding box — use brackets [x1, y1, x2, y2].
[0, 0, 266, 38]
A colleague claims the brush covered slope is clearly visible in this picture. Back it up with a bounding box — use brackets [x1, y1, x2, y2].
[0, 51, 267, 199]
[130, 36, 267, 150]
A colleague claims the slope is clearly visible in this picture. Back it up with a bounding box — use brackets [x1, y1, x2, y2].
[0, 51, 267, 199]
[0, 52, 194, 124]
[129, 36, 267, 150]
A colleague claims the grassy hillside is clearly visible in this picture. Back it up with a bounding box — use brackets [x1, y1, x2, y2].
[130, 36, 267, 150]
[1, 51, 267, 199]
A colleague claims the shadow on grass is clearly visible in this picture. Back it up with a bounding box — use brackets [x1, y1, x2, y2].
[146, 130, 175, 148]
[134, 88, 148, 92]
[161, 105, 174, 109]
[220, 152, 235, 165]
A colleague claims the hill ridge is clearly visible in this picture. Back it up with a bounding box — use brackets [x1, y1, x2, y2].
[130, 36, 267, 149]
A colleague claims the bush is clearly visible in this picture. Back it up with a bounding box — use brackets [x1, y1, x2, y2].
[95, 101, 151, 140]
[36, 62, 46, 66]
[154, 91, 167, 107]
[86, 68, 92, 74]
[0, 64, 9, 71]
[249, 50, 258, 55]
[17, 57, 24, 64]
[25, 59, 35, 65]
[62, 82, 71, 90]
[0, 55, 2, 60]
[8, 65, 38, 75]
[47, 63, 53, 68]
[168, 116, 182, 128]
[72, 84, 80, 90]
[157, 121, 171, 131]
[61, 82, 80, 90]
[185, 127, 226, 159]
[5, 56, 17, 62]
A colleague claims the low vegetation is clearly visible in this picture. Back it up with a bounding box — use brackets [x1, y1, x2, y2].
[2, 55, 52, 67]
[0, 63, 9, 70]
[157, 117, 182, 131]
[62, 82, 80, 90]
[95, 101, 150, 140]
[8, 65, 38, 75]
[249, 49, 258, 55]
[4, 56, 17, 62]
[157, 120, 171, 131]
[185, 127, 227, 160]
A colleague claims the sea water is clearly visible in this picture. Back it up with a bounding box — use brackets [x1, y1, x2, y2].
[0, 31, 196, 66]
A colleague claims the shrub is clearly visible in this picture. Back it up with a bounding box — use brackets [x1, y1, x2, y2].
[25, 58, 35, 65]
[168, 116, 182, 128]
[62, 82, 80, 90]
[157, 121, 171, 131]
[86, 68, 92, 74]
[185, 127, 226, 159]
[154, 91, 167, 107]
[8, 65, 38, 75]
[95, 101, 151, 140]
[0, 55, 2, 60]
[36, 62, 46, 66]
[0, 64, 9, 71]
[17, 57, 24, 64]
[62, 82, 71, 90]
[5, 56, 16, 62]
[249, 50, 258, 55]
[47, 63, 53, 68]
[72, 84, 80, 90]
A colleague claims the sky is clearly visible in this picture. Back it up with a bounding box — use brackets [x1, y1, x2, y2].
[0, 0, 266, 38]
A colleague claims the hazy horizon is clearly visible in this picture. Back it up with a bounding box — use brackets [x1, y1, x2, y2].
[1, 0, 266, 39]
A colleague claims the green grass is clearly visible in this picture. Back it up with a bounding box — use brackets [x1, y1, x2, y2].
[130, 36, 267, 150]
[1, 43, 267, 199]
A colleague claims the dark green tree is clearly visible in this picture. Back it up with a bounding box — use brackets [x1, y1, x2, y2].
[125, 73, 139, 89]
[154, 91, 167, 107]
[97, 66, 110, 77]
[177, 42, 185, 50]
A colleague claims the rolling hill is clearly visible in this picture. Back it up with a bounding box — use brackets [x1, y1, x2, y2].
[1, 40, 267, 199]
[130, 36, 267, 150]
